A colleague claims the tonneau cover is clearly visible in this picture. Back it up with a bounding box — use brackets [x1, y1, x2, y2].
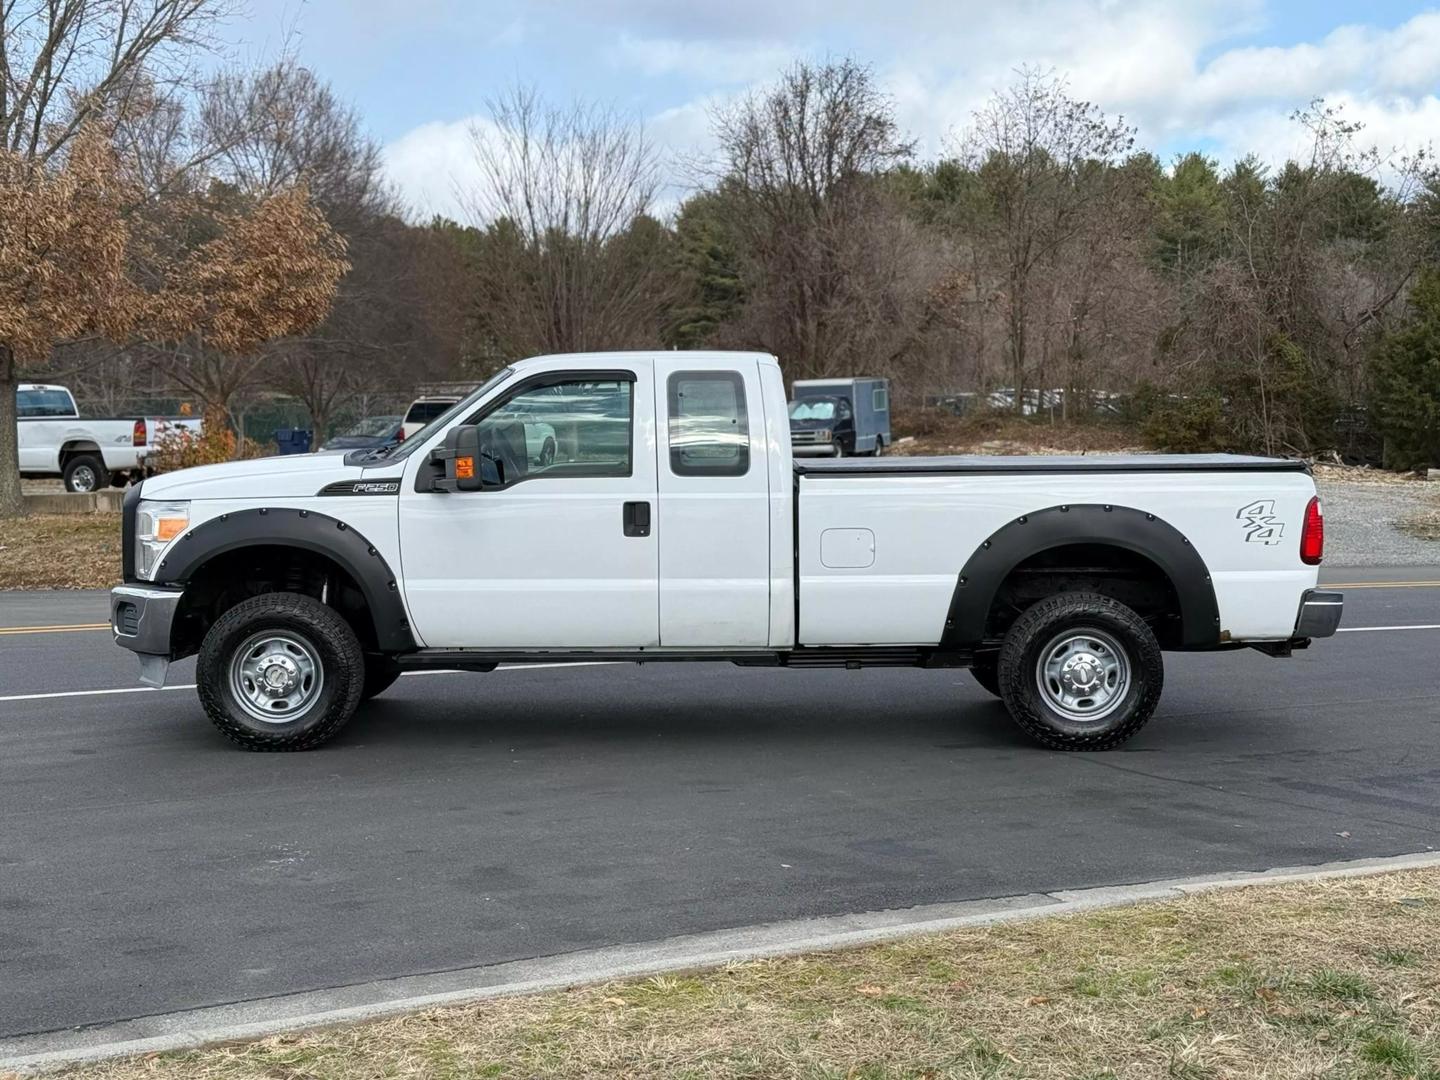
[795, 453, 1310, 476]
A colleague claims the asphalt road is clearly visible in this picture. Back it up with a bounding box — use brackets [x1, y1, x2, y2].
[2, 567, 1437, 1040]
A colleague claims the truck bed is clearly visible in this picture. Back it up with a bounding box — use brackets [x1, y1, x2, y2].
[794, 452, 1319, 647]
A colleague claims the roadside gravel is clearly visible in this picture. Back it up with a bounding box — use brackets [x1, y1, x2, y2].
[1318, 476, 1440, 566]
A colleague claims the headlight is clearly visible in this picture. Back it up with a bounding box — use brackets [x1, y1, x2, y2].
[819, 429, 832, 442]
[135, 501, 190, 580]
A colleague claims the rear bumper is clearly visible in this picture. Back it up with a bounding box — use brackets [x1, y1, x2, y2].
[1295, 589, 1343, 639]
[111, 584, 183, 686]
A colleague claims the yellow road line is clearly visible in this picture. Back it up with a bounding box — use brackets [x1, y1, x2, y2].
[0, 623, 110, 636]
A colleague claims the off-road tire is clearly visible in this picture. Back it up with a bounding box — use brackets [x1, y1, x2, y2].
[197, 592, 364, 751]
[63, 454, 108, 493]
[997, 592, 1163, 751]
[361, 658, 402, 700]
[969, 654, 1001, 697]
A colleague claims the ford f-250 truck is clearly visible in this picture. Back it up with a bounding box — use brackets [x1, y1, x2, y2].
[109, 351, 1343, 752]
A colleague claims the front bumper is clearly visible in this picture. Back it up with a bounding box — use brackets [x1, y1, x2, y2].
[792, 443, 839, 457]
[1295, 589, 1343, 639]
[111, 584, 183, 686]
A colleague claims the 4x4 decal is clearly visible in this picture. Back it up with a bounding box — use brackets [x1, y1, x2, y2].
[1237, 499, 1285, 544]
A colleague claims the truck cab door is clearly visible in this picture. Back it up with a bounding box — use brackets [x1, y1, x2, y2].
[397, 365, 659, 649]
[653, 358, 772, 647]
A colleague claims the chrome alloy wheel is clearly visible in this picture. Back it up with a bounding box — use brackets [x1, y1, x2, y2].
[228, 631, 324, 724]
[70, 464, 97, 492]
[1035, 628, 1130, 722]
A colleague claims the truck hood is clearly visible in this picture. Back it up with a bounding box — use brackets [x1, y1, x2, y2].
[140, 453, 364, 501]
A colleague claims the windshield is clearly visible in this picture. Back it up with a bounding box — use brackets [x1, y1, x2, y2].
[342, 415, 401, 438]
[17, 388, 76, 417]
[789, 398, 836, 421]
[367, 368, 514, 463]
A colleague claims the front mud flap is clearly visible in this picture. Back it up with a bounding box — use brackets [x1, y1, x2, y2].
[137, 654, 171, 688]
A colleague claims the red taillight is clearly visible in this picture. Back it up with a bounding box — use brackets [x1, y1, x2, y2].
[1300, 496, 1324, 565]
[396, 428, 406, 442]
[132, 419, 146, 447]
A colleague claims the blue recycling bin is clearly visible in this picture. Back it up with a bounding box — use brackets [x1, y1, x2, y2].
[274, 428, 314, 455]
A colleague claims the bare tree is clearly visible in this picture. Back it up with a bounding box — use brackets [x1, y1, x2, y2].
[461, 86, 673, 358]
[708, 58, 920, 382]
[0, 0, 230, 163]
[957, 68, 1136, 408]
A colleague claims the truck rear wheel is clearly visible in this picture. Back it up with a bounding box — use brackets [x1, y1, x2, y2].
[196, 592, 365, 751]
[996, 592, 1163, 751]
[63, 454, 108, 493]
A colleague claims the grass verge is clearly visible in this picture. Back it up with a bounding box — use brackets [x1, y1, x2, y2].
[41, 868, 1440, 1079]
[0, 513, 120, 589]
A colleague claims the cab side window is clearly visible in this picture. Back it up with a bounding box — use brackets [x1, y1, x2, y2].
[472, 378, 632, 487]
[668, 371, 749, 477]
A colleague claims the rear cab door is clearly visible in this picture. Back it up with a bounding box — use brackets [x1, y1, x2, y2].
[653, 355, 782, 647]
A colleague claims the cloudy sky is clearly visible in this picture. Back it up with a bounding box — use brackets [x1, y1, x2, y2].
[233, 0, 1440, 221]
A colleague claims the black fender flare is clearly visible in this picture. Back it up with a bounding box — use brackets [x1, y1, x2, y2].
[152, 507, 416, 652]
[939, 504, 1221, 650]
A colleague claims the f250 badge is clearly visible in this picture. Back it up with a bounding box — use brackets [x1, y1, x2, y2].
[1237, 500, 1285, 544]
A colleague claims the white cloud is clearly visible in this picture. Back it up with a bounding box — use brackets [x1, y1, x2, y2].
[382, 117, 485, 223]
[611, 34, 801, 84]
[381, 3, 1440, 215]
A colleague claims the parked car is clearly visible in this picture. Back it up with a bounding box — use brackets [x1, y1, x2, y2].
[109, 351, 1340, 754]
[316, 415, 402, 454]
[15, 383, 202, 492]
[789, 377, 890, 457]
[399, 395, 462, 440]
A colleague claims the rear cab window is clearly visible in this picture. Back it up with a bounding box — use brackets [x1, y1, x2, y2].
[667, 371, 749, 476]
[17, 388, 77, 418]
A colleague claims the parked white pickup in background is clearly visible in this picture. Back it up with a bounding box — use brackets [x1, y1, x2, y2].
[15, 384, 202, 492]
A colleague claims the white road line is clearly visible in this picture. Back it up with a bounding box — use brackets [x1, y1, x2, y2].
[0, 662, 620, 703]
[0, 683, 198, 703]
[1337, 624, 1440, 633]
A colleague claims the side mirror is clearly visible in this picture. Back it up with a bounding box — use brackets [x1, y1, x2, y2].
[430, 426, 483, 493]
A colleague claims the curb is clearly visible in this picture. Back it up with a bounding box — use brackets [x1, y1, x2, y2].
[5, 849, 1438, 1072]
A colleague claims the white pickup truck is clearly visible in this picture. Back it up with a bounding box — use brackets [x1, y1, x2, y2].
[16, 384, 202, 492]
[110, 351, 1342, 752]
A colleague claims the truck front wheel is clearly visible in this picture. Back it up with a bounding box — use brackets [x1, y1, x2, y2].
[196, 592, 365, 751]
[996, 593, 1163, 751]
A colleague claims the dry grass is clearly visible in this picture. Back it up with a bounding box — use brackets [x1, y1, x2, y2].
[1312, 463, 1429, 488]
[1398, 497, 1440, 541]
[891, 407, 1142, 457]
[45, 869, 1440, 1080]
[0, 513, 120, 589]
